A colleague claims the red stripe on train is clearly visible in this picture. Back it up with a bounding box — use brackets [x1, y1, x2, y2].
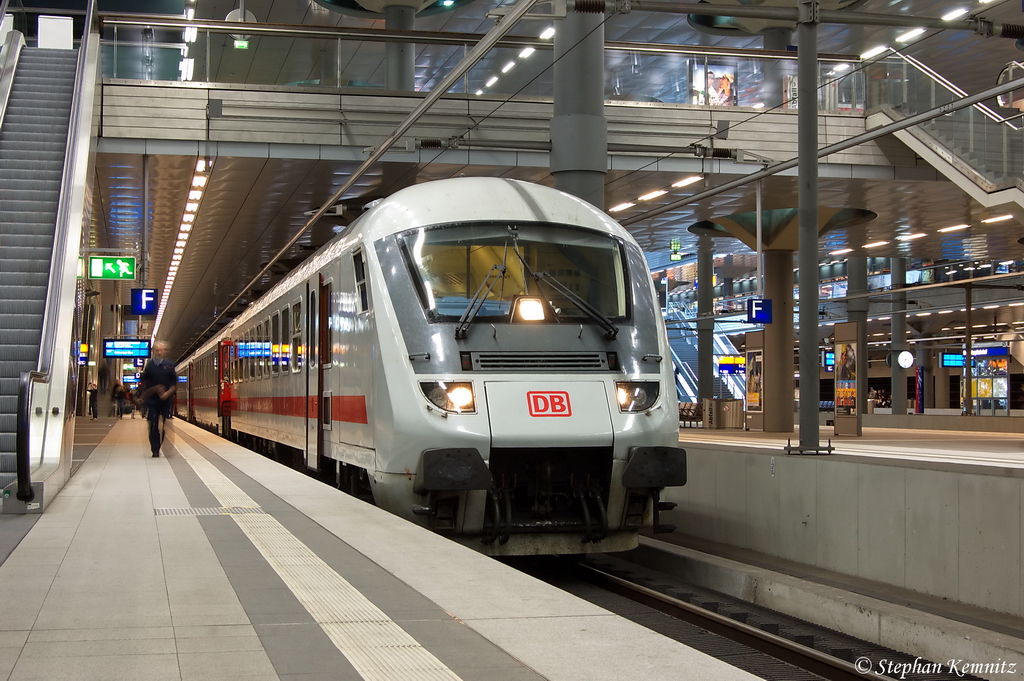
[233, 395, 369, 424]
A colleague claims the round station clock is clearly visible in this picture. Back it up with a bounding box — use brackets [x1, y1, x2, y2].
[886, 350, 915, 368]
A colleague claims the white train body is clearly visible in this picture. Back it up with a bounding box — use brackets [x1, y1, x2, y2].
[179, 178, 686, 556]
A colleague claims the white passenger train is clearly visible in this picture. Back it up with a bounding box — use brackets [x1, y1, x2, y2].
[177, 177, 686, 555]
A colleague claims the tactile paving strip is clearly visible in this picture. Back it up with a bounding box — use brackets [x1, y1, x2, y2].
[171, 434, 462, 681]
[154, 507, 267, 516]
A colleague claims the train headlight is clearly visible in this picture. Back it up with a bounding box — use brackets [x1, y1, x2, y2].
[421, 381, 476, 413]
[615, 381, 659, 412]
[513, 296, 546, 322]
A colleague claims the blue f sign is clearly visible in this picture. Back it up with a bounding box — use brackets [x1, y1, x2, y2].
[747, 298, 772, 324]
[130, 288, 158, 316]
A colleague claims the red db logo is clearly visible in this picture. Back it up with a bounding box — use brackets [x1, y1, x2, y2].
[527, 391, 572, 417]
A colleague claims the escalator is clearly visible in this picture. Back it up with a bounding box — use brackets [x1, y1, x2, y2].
[0, 47, 77, 490]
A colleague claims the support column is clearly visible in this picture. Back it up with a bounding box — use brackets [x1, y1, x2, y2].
[697, 235, 715, 403]
[762, 26, 792, 109]
[384, 5, 415, 91]
[846, 256, 868, 418]
[916, 341, 932, 412]
[764, 249, 795, 432]
[890, 257, 907, 415]
[964, 283, 973, 415]
[552, 12, 606, 208]
[796, 0, 820, 450]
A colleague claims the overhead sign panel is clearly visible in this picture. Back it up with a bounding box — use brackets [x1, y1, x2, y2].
[130, 288, 158, 316]
[102, 339, 151, 358]
[89, 256, 136, 280]
[747, 298, 772, 324]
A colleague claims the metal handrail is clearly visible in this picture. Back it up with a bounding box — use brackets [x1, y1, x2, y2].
[0, 27, 22, 134]
[15, 0, 96, 503]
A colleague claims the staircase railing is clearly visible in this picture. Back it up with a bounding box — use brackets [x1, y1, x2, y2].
[866, 49, 1024, 192]
[14, 0, 97, 505]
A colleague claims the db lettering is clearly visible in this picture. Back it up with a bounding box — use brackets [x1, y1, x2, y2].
[528, 391, 572, 417]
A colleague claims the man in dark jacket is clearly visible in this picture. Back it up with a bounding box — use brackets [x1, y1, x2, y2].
[139, 341, 177, 457]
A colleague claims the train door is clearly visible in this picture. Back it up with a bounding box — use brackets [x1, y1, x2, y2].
[317, 276, 331, 472]
[305, 283, 319, 471]
[218, 340, 235, 436]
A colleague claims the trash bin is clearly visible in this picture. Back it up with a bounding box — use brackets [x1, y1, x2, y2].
[865, 399, 875, 414]
[703, 398, 744, 429]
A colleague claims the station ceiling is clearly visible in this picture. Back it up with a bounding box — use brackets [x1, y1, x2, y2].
[82, 0, 1024, 357]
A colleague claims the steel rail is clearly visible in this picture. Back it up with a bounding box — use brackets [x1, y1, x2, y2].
[621, 74, 1024, 227]
[575, 561, 873, 681]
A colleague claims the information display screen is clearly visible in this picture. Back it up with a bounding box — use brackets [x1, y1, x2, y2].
[940, 352, 965, 368]
[103, 339, 151, 358]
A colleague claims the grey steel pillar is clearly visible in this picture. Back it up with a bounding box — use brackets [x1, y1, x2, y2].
[552, 12, 606, 208]
[964, 283, 973, 415]
[385, 5, 415, 91]
[916, 342, 932, 411]
[697, 235, 715, 402]
[797, 0, 820, 450]
[846, 256, 868, 416]
[764, 249, 795, 432]
[890, 257, 907, 415]
[762, 26, 792, 109]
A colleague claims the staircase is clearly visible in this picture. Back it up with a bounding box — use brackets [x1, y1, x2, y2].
[0, 48, 77, 489]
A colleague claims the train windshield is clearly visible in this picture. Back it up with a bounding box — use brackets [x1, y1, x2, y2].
[399, 222, 629, 322]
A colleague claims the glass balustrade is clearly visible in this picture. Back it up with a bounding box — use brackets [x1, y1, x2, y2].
[99, 17, 866, 114]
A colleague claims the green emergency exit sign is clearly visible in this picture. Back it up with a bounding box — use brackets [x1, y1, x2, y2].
[234, 39, 248, 49]
[89, 256, 136, 280]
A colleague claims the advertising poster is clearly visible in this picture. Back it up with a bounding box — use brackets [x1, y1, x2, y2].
[692, 63, 737, 106]
[835, 342, 857, 416]
[745, 350, 762, 412]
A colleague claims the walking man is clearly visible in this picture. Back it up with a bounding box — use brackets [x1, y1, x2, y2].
[139, 341, 177, 457]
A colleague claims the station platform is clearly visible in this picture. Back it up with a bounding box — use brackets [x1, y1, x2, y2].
[0, 417, 759, 681]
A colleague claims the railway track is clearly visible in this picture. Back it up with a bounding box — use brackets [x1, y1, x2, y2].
[512, 552, 985, 681]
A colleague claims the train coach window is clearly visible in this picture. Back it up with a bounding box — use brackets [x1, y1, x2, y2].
[292, 301, 303, 371]
[308, 290, 318, 368]
[271, 313, 280, 375]
[353, 250, 369, 313]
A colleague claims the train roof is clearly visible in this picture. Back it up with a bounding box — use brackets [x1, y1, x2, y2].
[180, 178, 631, 364]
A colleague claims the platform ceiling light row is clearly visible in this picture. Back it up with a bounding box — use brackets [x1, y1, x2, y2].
[608, 175, 703, 214]
[859, 0, 994, 60]
[153, 158, 207, 339]
[826, 215, 1015, 255]
[474, 26, 553, 96]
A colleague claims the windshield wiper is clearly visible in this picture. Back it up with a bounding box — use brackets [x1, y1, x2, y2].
[533, 271, 619, 339]
[454, 264, 506, 339]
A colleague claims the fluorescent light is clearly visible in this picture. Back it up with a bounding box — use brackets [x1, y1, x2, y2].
[502, 61, 515, 73]
[638, 189, 668, 201]
[182, 214, 195, 223]
[832, 63, 851, 72]
[192, 175, 207, 187]
[195, 159, 206, 172]
[896, 233, 926, 240]
[1010, 302, 1024, 307]
[671, 175, 702, 188]
[608, 202, 635, 212]
[184, 7, 195, 19]
[485, 76, 498, 87]
[915, 312, 931, 316]
[185, 202, 199, 212]
[963, 266, 976, 271]
[939, 310, 953, 313]
[519, 47, 535, 59]
[896, 28, 926, 42]
[944, 270, 957, 275]
[860, 46, 888, 60]
[863, 241, 888, 248]
[999, 260, 1015, 266]
[982, 214, 1013, 223]
[829, 248, 853, 255]
[942, 8, 968, 20]
[539, 27, 555, 39]
[189, 190, 203, 200]
[984, 304, 999, 309]
[475, 90, 483, 95]
[938, 224, 968, 232]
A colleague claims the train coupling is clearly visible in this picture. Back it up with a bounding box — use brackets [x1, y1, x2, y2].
[622, 446, 687, 534]
[413, 448, 492, 495]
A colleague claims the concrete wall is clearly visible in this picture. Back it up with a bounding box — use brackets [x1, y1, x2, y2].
[663, 446, 1024, 617]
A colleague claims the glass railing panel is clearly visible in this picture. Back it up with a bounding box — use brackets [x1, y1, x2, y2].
[866, 51, 1024, 190]
[461, 45, 552, 98]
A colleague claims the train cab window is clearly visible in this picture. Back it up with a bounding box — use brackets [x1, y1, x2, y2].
[271, 313, 280, 375]
[308, 290, 318, 368]
[353, 250, 369, 313]
[292, 301, 303, 371]
[398, 222, 630, 323]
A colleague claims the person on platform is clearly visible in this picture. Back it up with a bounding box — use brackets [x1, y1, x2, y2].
[87, 382, 98, 420]
[111, 382, 127, 418]
[139, 341, 177, 457]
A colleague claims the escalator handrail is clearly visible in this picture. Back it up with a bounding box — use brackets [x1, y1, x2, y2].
[0, 26, 23, 131]
[15, 0, 95, 504]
